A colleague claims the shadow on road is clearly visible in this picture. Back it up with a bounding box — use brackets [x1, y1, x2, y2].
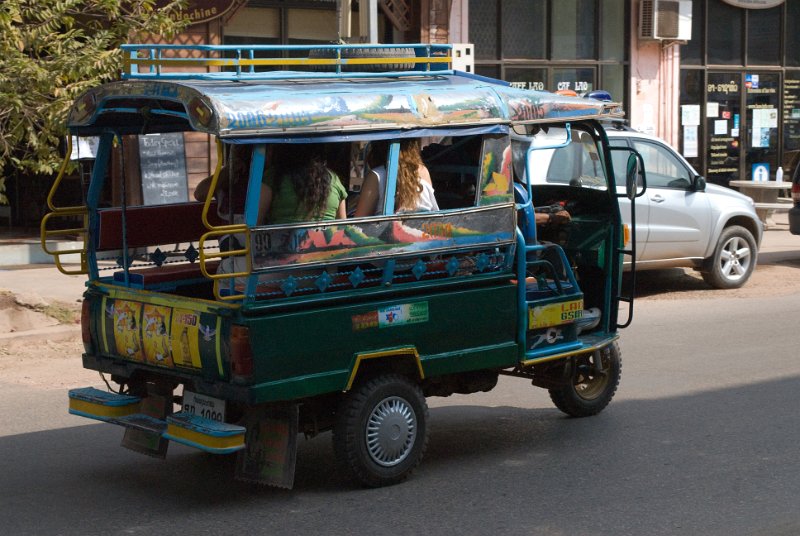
[2, 377, 800, 535]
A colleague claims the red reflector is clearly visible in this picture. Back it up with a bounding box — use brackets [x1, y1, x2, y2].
[81, 300, 92, 351]
[230, 325, 254, 379]
[792, 181, 800, 203]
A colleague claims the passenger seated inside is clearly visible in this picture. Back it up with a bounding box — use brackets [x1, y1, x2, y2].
[261, 143, 347, 224]
[354, 139, 438, 217]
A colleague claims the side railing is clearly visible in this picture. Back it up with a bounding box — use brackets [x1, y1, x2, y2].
[40, 137, 89, 275]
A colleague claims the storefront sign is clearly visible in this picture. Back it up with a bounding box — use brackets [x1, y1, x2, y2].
[158, 0, 241, 24]
[721, 0, 784, 8]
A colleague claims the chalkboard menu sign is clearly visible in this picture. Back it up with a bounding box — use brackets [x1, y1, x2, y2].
[138, 133, 189, 206]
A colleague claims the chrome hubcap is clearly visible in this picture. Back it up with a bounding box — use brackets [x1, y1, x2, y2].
[365, 396, 417, 467]
[719, 236, 751, 282]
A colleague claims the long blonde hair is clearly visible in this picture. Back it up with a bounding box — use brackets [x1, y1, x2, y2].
[394, 139, 424, 212]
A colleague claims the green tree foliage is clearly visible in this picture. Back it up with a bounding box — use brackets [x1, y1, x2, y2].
[0, 0, 188, 204]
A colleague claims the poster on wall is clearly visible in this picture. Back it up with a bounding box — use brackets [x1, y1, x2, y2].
[683, 126, 699, 158]
[751, 108, 778, 148]
[681, 104, 701, 126]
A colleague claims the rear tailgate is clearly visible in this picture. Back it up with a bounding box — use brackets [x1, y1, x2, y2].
[84, 283, 236, 382]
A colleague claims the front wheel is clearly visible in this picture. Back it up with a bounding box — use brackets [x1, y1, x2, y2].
[333, 374, 429, 487]
[549, 343, 621, 417]
[701, 225, 757, 289]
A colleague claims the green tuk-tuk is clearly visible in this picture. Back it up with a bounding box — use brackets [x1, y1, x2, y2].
[43, 43, 644, 488]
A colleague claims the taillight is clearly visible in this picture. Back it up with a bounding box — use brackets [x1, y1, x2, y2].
[81, 299, 92, 352]
[230, 325, 254, 380]
[792, 181, 800, 203]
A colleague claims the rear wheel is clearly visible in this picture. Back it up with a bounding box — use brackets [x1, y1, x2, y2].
[549, 343, 621, 417]
[333, 374, 429, 487]
[701, 225, 757, 289]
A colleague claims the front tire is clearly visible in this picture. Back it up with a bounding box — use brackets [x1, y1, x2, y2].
[549, 343, 621, 417]
[701, 225, 757, 289]
[333, 374, 429, 487]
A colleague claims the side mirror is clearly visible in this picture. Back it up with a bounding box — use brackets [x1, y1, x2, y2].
[625, 152, 646, 200]
[693, 175, 706, 192]
[609, 145, 647, 199]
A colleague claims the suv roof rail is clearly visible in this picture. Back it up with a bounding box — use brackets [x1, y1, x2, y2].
[120, 43, 453, 81]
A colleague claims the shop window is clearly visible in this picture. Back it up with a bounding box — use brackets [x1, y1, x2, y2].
[599, 0, 625, 62]
[786, 2, 800, 68]
[553, 67, 594, 94]
[707, 1, 742, 66]
[679, 0, 703, 66]
[551, 0, 596, 60]
[600, 64, 624, 104]
[505, 68, 547, 91]
[469, 0, 498, 60]
[501, 0, 545, 59]
[747, 7, 780, 66]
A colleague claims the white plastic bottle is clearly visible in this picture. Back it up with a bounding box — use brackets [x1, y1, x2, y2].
[776, 166, 784, 182]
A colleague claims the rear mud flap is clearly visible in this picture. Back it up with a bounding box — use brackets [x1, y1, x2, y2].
[235, 404, 299, 489]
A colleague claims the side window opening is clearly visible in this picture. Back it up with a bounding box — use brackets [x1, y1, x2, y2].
[422, 135, 482, 209]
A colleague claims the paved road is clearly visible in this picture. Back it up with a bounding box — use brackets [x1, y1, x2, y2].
[3, 283, 800, 535]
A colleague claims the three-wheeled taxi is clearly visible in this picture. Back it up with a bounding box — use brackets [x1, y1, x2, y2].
[42, 43, 644, 488]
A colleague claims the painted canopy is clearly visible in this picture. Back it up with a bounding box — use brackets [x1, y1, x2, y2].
[67, 73, 623, 137]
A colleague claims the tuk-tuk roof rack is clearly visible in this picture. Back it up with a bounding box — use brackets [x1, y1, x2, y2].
[121, 43, 454, 81]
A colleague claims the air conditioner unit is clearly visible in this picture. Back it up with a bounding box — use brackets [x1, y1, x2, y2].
[639, 0, 692, 41]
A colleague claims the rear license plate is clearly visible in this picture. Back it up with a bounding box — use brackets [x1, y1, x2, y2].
[182, 391, 226, 422]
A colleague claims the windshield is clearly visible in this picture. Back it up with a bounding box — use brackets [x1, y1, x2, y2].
[512, 127, 608, 191]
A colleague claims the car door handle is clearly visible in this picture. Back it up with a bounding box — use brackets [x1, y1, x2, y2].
[650, 194, 665, 203]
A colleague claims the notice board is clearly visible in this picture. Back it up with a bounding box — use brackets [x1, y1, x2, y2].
[138, 133, 189, 206]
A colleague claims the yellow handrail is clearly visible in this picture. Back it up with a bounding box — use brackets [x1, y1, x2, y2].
[199, 140, 252, 300]
[41, 137, 88, 275]
[199, 226, 251, 301]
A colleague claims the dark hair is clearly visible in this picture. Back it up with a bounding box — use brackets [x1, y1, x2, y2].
[274, 143, 332, 218]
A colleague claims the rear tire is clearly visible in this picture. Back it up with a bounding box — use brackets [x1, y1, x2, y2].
[333, 374, 429, 487]
[701, 225, 757, 289]
[549, 343, 621, 417]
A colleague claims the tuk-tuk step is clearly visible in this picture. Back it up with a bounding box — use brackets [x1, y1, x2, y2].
[68, 388, 245, 454]
[68, 387, 141, 421]
[164, 413, 246, 455]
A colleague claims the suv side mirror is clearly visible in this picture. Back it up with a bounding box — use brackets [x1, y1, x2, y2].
[693, 175, 706, 192]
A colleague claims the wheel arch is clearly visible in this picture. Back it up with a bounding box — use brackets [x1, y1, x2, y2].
[344, 347, 425, 392]
[705, 213, 762, 258]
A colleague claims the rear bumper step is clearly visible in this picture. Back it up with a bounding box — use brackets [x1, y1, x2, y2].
[68, 387, 245, 454]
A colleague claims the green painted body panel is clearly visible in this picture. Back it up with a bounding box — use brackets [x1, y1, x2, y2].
[240, 278, 518, 403]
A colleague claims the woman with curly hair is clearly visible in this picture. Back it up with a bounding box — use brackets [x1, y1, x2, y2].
[261, 143, 347, 224]
[354, 138, 438, 217]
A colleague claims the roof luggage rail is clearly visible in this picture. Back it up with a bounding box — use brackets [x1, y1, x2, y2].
[121, 43, 453, 81]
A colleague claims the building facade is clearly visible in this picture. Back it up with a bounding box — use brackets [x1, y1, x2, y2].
[16, 0, 800, 230]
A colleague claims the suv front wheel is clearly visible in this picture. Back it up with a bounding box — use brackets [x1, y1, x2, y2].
[701, 225, 757, 289]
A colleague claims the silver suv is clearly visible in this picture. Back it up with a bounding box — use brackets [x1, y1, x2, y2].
[513, 124, 763, 289]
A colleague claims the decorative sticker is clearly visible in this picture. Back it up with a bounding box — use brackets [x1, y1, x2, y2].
[378, 302, 429, 329]
[352, 311, 380, 331]
[142, 304, 174, 367]
[113, 300, 144, 362]
[171, 308, 202, 368]
[529, 299, 584, 330]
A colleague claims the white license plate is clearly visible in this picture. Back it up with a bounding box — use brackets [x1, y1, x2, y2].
[182, 391, 226, 422]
